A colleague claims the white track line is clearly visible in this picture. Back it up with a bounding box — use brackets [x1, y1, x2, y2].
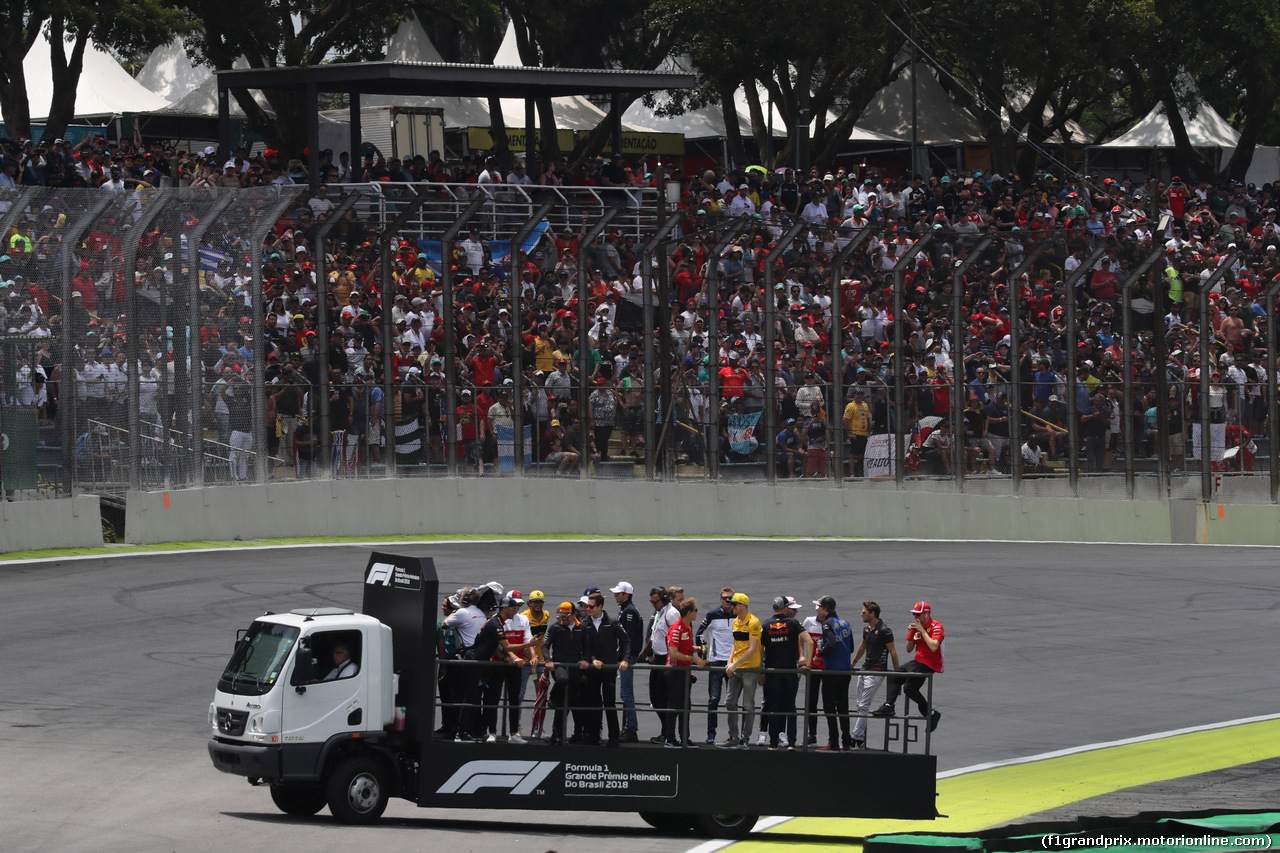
[683, 712, 1280, 853]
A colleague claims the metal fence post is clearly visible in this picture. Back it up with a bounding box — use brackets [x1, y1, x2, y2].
[510, 202, 555, 476]
[827, 227, 873, 486]
[640, 212, 684, 481]
[576, 209, 618, 478]
[121, 194, 178, 490]
[762, 220, 806, 485]
[892, 235, 931, 489]
[1063, 245, 1107, 493]
[952, 235, 994, 489]
[1267, 277, 1280, 503]
[440, 195, 489, 477]
[371, 188, 428, 477]
[185, 192, 236, 488]
[705, 220, 748, 481]
[1197, 251, 1239, 503]
[250, 191, 300, 484]
[60, 195, 115, 494]
[313, 190, 367, 479]
[1119, 248, 1166, 499]
[1007, 240, 1051, 492]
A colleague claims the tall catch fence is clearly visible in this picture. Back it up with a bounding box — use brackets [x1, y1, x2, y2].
[1, 184, 1275, 508]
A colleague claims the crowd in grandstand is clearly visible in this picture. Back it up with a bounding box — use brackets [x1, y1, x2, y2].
[2, 131, 1275, 481]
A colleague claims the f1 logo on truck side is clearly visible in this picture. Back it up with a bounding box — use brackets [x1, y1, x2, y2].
[436, 760, 558, 795]
[365, 562, 422, 590]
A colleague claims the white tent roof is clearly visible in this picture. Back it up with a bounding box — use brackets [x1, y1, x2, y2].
[20, 31, 170, 121]
[360, 18, 492, 126]
[154, 58, 271, 117]
[136, 38, 210, 102]
[492, 20, 657, 133]
[1096, 99, 1240, 149]
[857, 64, 984, 145]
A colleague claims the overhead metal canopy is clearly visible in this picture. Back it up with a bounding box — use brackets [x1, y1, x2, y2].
[216, 61, 694, 98]
[215, 62, 696, 186]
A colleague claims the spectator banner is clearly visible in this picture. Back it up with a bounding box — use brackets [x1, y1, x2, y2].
[1, 410, 38, 491]
[495, 424, 532, 474]
[198, 245, 232, 272]
[727, 411, 761, 455]
[864, 433, 898, 479]
[395, 416, 424, 465]
[1189, 423, 1226, 461]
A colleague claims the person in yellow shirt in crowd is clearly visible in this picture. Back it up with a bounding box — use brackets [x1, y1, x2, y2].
[843, 386, 872, 477]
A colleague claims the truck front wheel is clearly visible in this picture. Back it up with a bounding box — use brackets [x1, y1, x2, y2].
[327, 756, 389, 824]
[693, 812, 758, 839]
[270, 782, 326, 817]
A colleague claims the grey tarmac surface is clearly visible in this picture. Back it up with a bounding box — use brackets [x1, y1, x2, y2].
[2, 539, 1275, 853]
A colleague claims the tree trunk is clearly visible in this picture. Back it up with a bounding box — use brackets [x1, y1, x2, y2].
[741, 85, 770, 164]
[1223, 86, 1269, 181]
[1155, 77, 1214, 180]
[536, 96, 560, 163]
[41, 24, 88, 143]
[0, 22, 41, 141]
[487, 96, 512, 166]
[568, 93, 640, 169]
[719, 85, 747, 169]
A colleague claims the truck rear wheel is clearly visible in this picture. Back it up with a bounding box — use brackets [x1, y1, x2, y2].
[638, 812, 695, 833]
[693, 812, 758, 839]
[270, 782, 326, 817]
[326, 756, 389, 824]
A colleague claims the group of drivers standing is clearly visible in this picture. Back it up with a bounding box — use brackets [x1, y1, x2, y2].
[436, 580, 944, 750]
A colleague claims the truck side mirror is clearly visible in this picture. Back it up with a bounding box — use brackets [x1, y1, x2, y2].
[292, 639, 316, 688]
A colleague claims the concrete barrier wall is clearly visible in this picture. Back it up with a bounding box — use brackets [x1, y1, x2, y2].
[0, 495, 103, 553]
[124, 479, 1185, 546]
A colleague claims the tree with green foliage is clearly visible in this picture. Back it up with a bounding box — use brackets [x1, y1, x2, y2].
[650, 0, 905, 170]
[185, 0, 413, 153]
[0, 0, 187, 140]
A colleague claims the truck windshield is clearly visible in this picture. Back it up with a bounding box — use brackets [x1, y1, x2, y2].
[218, 621, 300, 696]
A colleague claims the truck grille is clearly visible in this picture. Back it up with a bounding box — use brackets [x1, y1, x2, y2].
[215, 707, 249, 736]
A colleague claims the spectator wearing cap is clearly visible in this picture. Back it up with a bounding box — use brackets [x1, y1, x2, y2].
[542, 418, 579, 474]
[543, 600, 584, 746]
[875, 602, 943, 732]
[611, 581, 644, 741]
[720, 592, 762, 749]
[776, 417, 803, 478]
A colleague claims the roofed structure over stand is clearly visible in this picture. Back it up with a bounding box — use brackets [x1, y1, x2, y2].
[215, 62, 694, 186]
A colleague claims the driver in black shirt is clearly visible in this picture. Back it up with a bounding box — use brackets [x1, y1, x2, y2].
[760, 596, 813, 750]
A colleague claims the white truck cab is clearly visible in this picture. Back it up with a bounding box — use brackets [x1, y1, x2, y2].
[209, 607, 399, 820]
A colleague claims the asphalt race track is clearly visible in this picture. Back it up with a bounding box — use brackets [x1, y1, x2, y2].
[2, 539, 1275, 853]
